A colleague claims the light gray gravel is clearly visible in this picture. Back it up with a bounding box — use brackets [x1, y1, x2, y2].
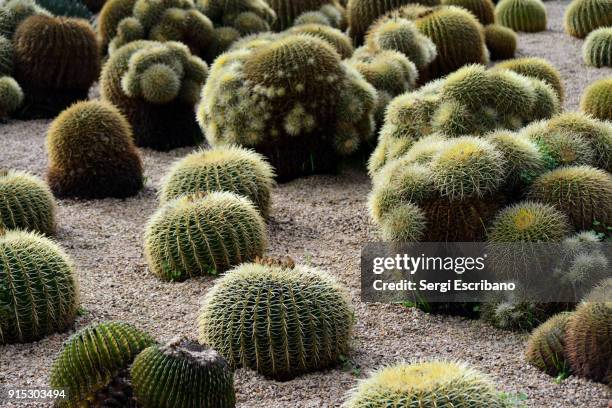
[0, 1, 611, 407]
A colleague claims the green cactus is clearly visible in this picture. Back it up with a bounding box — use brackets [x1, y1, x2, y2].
[0, 229, 78, 344]
[379, 202, 427, 241]
[0, 76, 23, 118]
[294, 10, 332, 26]
[131, 338, 236, 408]
[343, 361, 507, 408]
[198, 34, 377, 181]
[160, 145, 275, 216]
[101, 41, 208, 150]
[199, 0, 275, 34]
[36, 0, 93, 18]
[581, 78, 612, 121]
[267, 0, 342, 30]
[0, 170, 55, 234]
[46, 100, 144, 199]
[584, 278, 612, 302]
[487, 131, 545, 189]
[144, 191, 267, 281]
[198, 262, 353, 380]
[99, 0, 138, 54]
[495, 0, 547, 33]
[232, 11, 270, 34]
[0, 0, 50, 39]
[583, 27, 612, 68]
[526, 313, 572, 376]
[442, 0, 495, 24]
[494, 57, 564, 103]
[12, 15, 100, 118]
[484, 24, 517, 60]
[83, 0, 107, 12]
[565, 301, 611, 384]
[481, 298, 559, 332]
[564, 0, 612, 38]
[522, 122, 596, 168]
[288, 23, 354, 58]
[0, 35, 13, 76]
[528, 165, 612, 231]
[49, 321, 155, 407]
[487, 201, 570, 242]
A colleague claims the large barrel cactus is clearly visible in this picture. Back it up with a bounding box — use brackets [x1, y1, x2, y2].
[494, 57, 564, 103]
[580, 78, 612, 121]
[564, 0, 612, 38]
[101, 41, 208, 151]
[0, 170, 55, 234]
[198, 262, 353, 380]
[0, 229, 78, 344]
[583, 27, 612, 68]
[46, 100, 144, 199]
[495, 0, 547, 33]
[484, 24, 517, 60]
[198, 34, 377, 181]
[144, 191, 267, 281]
[50, 321, 155, 407]
[442, 0, 495, 25]
[131, 338, 236, 408]
[487, 201, 570, 242]
[343, 361, 507, 407]
[526, 313, 572, 376]
[0, 76, 23, 119]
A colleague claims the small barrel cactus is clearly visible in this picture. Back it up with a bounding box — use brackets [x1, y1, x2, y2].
[379, 202, 427, 241]
[12, 15, 99, 118]
[495, 0, 547, 33]
[144, 191, 267, 281]
[522, 123, 596, 168]
[46, 100, 144, 199]
[0, 0, 51, 39]
[49, 321, 155, 407]
[0, 229, 78, 344]
[267, 0, 342, 30]
[0, 76, 23, 119]
[526, 313, 572, 376]
[580, 78, 612, 121]
[583, 27, 612, 67]
[487, 201, 570, 242]
[198, 262, 353, 380]
[442, 0, 495, 25]
[0, 35, 13, 75]
[343, 361, 507, 407]
[288, 23, 354, 59]
[0, 170, 55, 234]
[98, 0, 139, 54]
[494, 57, 564, 102]
[199, 0, 275, 35]
[565, 301, 611, 384]
[131, 338, 236, 408]
[564, 0, 612, 38]
[36, 0, 93, 18]
[529, 165, 612, 231]
[484, 24, 517, 60]
[101, 40, 208, 150]
[160, 145, 275, 216]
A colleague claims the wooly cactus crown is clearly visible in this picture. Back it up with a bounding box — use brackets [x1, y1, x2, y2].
[343, 361, 507, 407]
[526, 313, 572, 376]
[101, 40, 208, 150]
[442, 0, 495, 25]
[0, 76, 23, 118]
[495, 0, 547, 33]
[144, 191, 267, 281]
[131, 338, 236, 408]
[160, 145, 274, 216]
[564, 0, 612, 38]
[484, 24, 517, 60]
[50, 321, 155, 407]
[267, 0, 344, 30]
[198, 34, 377, 181]
[198, 262, 353, 380]
[583, 27, 612, 68]
[580, 78, 612, 121]
[487, 201, 570, 242]
[0, 229, 78, 344]
[0, 170, 55, 234]
[495, 57, 564, 103]
[46, 100, 144, 199]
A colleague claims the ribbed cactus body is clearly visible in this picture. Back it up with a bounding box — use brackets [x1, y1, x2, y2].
[160, 146, 274, 216]
[0, 35, 13, 75]
[565, 302, 611, 384]
[49, 321, 155, 407]
[583, 27, 612, 67]
[199, 262, 353, 380]
[580, 78, 612, 121]
[344, 361, 507, 408]
[526, 313, 571, 376]
[0, 170, 55, 234]
[495, 0, 547, 32]
[564, 0, 612, 38]
[487, 201, 570, 242]
[46, 100, 144, 199]
[0, 230, 77, 344]
[487, 131, 545, 189]
[99, 0, 139, 53]
[144, 192, 267, 281]
[288, 24, 354, 58]
[131, 338, 236, 408]
[201, 0, 274, 36]
[36, 0, 93, 18]
[0, 0, 50, 39]
[523, 123, 596, 168]
[495, 57, 564, 103]
[442, 0, 495, 24]
[484, 24, 517, 60]
[0, 76, 23, 118]
[268, 0, 340, 30]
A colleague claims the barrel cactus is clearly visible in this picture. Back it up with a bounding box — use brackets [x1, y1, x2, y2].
[98, 0, 138, 54]
[495, 0, 546, 32]
[0, 229, 78, 344]
[495, 57, 564, 102]
[160, 145, 275, 216]
[0, 0, 50, 39]
[564, 0, 612, 38]
[49, 321, 155, 407]
[198, 34, 377, 181]
[199, 0, 275, 35]
[144, 191, 267, 281]
[442, 0, 495, 24]
[198, 262, 353, 380]
[288, 23, 354, 58]
[0, 170, 55, 234]
[131, 338, 236, 408]
[36, 0, 93, 18]
[565, 301, 611, 384]
[484, 24, 517, 60]
[583, 27, 612, 67]
[0, 35, 13, 75]
[101, 41, 208, 150]
[12, 15, 99, 118]
[267, 0, 343, 30]
[343, 361, 507, 407]
[487, 201, 570, 242]
[580, 78, 612, 121]
[46, 100, 144, 199]
[528, 165, 612, 231]
[525, 313, 572, 376]
[0, 76, 23, 119]
[522, 123, 596, 168]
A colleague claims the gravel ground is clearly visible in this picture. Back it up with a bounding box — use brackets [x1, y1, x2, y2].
[1, 1, 611, 407]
